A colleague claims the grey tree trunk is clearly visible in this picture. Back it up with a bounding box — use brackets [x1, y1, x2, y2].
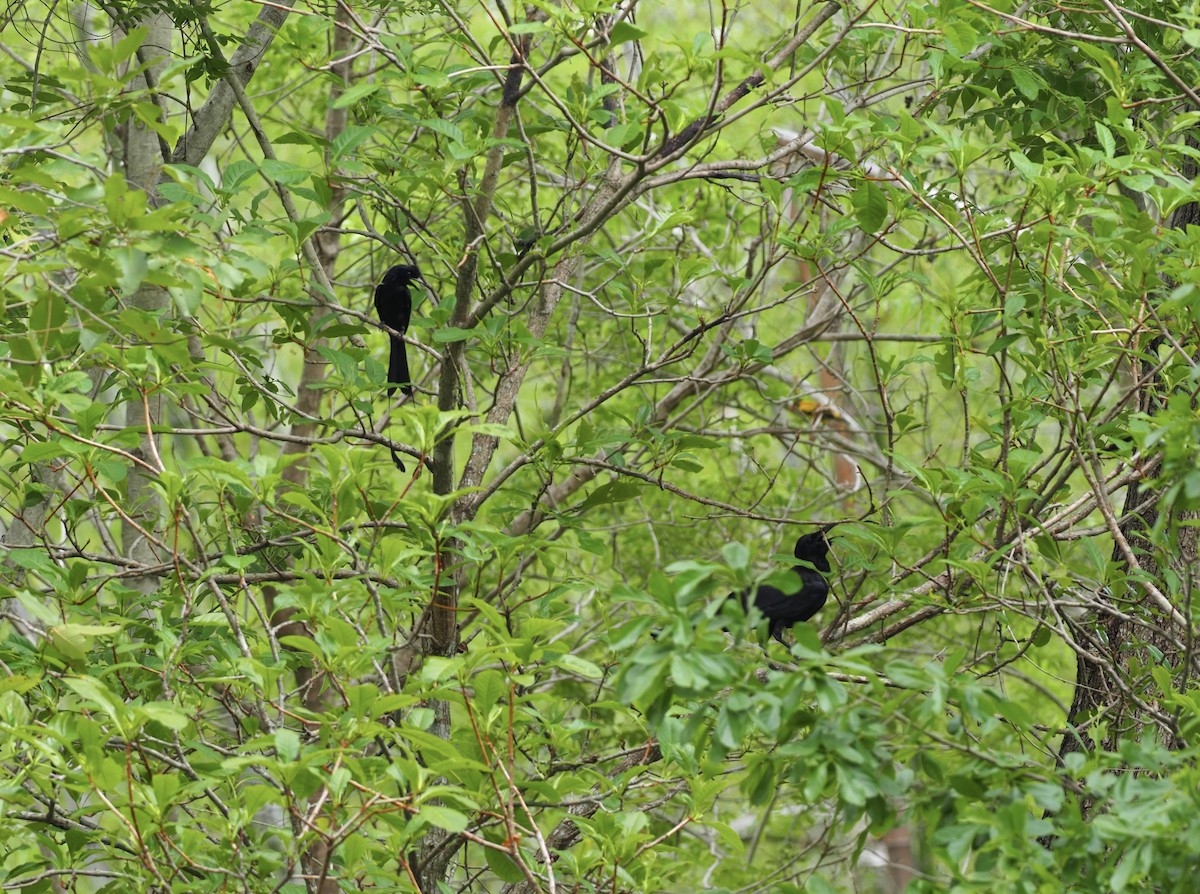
[119, 12, 173, 595]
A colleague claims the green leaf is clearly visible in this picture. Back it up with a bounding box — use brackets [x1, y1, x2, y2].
[557, 653, 604, 679]
[138, 702, 191, 732]
[576, 479, 642, 512]
[0, 674, 41, 694]
[275, 728, 301, 762]
[432, 326, 474, 343]
[941, 19, 978, 55]
[8, 336, 39, 386]
[332, 125, 375, 160]
[260, 159, 310, 185]
[851, 180, 887, 233]
[1009, 67, 1040, 101]
[223, 159, 258, 191]
[508, 21, 549, 35]
[721, 541, 749, 571]
[418, 805, 469, 833]
[715, 705, 746, 749]
[420, 118, 465, 144]
[332, 82, 381, 109]
[112, 26, 147, 65]
[986, 333, 1020, 356]
[610, 22, 647, 45]
[62, 675, 124, 721]
[1118, 173, 1155, 192]
[28, 292, 67, 355]
[484, 845, 526, 882]
[616, 658, 668, 706]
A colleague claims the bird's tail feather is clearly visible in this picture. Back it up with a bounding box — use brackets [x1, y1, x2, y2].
[389, 335, 414, 397]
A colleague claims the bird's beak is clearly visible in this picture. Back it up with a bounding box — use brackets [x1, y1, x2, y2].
[820, 522, 840, 535]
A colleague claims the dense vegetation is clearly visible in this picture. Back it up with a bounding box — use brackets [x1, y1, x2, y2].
[3, 1, 1200, 891]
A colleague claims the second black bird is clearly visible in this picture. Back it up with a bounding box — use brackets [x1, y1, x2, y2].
[735, 525, 834, 645]
[375, 264, 419, 398]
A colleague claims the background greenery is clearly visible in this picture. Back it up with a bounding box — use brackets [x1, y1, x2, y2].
[3, 0, 1200, 891]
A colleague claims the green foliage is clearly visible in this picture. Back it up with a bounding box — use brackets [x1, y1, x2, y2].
[3, 0, 1200, 892]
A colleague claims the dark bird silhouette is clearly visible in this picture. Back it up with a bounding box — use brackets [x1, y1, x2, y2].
[374, 264, 420, 471]
[375, 264, 419, 398]
[735, 525, 835, 645]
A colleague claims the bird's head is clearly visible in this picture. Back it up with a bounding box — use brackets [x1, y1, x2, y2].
[385, 264, 421, 284]
[793, 526, 834, 570]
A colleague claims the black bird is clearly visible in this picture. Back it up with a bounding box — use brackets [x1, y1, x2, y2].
[375, 264, 419, 398]
[735, 525, 835, 645]
[374, 264, 420, 471]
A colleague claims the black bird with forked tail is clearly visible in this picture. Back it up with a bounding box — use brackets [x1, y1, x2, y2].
[374, 264, 420, 471]
[375, 264, 419, 398]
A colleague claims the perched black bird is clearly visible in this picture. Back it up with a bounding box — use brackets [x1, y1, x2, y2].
[375, 264, 419, 398]
[735, 525, 834, 645]
[374, 264, 420, 471]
